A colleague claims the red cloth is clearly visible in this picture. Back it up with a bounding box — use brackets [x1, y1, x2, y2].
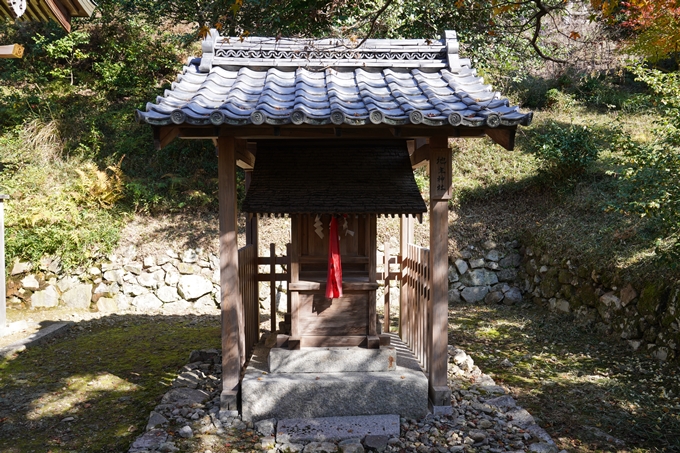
[325, 216, 343, 299]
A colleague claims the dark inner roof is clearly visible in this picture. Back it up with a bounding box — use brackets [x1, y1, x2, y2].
[242, 140, 427, 216]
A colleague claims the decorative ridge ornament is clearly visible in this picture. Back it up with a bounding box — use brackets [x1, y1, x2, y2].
[199, 29, 465, 72]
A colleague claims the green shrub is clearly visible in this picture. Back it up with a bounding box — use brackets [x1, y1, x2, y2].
[545, 88, 579, 112]
[528, 120, 600, 180]
[615, 66, 680, 264]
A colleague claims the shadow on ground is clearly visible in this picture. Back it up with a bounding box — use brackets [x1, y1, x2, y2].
[0, 313, 221, 452]
[448, 303, 680, 453]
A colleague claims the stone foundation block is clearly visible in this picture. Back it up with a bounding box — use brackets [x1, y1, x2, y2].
[269, 347, 397, 373]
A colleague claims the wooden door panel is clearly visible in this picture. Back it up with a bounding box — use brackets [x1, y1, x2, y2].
[298, 292, 368, 336]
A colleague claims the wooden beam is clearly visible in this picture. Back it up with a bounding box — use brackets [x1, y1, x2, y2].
[167, 124, 497, 142]
[289, 215, 301, 350]
[428, 136, 452, 408]
[0, 44, 24, 59]
[218, 136, 242, 415]
[485, 127, 516, 151]
[368, 214, 377, 341]
[45, 0, 72, 32]
[179, 127, 219, 139]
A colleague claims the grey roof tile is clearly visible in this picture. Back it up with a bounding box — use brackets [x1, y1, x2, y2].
[137, 30, 532, 128]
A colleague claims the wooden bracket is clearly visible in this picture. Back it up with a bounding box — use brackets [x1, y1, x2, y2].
[408, 138, 431, 169]
[485, 128, 516, 151]
[235, 139, 256, 169]
[153, 126, 179, 150]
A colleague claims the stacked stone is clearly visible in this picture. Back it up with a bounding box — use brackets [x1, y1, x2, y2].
[129, 345, 564, 453]
[6, 248, 220, 315]
[447, 241, 523, 307]
[518, 246, 680, 362]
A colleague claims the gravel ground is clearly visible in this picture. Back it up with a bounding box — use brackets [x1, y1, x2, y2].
[130, 340, 563, 453]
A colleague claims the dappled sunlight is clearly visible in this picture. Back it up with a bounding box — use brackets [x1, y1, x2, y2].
[451, 304, 680, 452]
[0, 313, 220, 452]
[26, 372, 139, 421]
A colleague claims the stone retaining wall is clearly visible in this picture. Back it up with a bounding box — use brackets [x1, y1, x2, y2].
[446, 239, 680, 363]
[446, 240, 524, 307]
[516, 245, 680, 362]
[6, 247, 220, 315]
[6, 237, 679, 362]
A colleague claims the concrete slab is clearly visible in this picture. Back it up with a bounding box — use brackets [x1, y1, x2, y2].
[276, 414, 400, 443]
[0, 321, 73, 359]
[269, 346, 397, 373]
[242, 333, 429, 421]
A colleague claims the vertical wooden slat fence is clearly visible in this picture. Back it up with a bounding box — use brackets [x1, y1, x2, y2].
[238, 244, 259, 359]
[400, 243, 431, 374]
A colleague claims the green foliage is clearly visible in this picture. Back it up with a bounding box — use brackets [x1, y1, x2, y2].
[545, 88, 579, 112]
[527, 120, 601, 180]
[615, 66, 680, 263]
[32, 30, 90, 85]
[0, 120, 125, 269]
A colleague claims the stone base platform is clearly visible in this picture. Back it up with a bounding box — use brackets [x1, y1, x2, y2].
[242, 333, 429, 422]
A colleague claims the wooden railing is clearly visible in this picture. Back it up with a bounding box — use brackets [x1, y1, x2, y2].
[400, 243, 431, 374]
[380, 242, 401, 333]
[257, 243, 291, 332]
[238, 244, 259, 359]
[238, 243, 290, 362]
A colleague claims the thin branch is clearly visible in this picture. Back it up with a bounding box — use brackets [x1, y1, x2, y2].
[527, 0, 568, 63]
[355, 0, 396, 48]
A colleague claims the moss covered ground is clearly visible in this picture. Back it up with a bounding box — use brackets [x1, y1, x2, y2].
[0, 314, 220, 452]
[449, 304, 680, 453]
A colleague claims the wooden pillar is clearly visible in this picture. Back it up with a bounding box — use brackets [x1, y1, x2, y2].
[288, 215, 301, 350]
[399, 215, 413, 338]
[383, 241, 391, 333]
[0, 195, 8, 335]
[218, 136, 242, 414]
[428, 136, 452, 408]
[367, 214, 379, 348]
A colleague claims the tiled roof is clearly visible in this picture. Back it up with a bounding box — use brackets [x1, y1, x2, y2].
[136, 30, 532, 129]
[241, 140, 427, 216]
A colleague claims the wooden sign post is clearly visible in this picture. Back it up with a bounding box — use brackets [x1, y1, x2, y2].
[428, 137, 453, 408]
[0, 195, 8, 336]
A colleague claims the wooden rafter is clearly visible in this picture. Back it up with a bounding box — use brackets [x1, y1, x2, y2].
[0, 0, 96, 32]
[0, 44, 24, 59]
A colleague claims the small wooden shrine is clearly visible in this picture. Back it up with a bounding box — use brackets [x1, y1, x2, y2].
[136, 29, 532, 417]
